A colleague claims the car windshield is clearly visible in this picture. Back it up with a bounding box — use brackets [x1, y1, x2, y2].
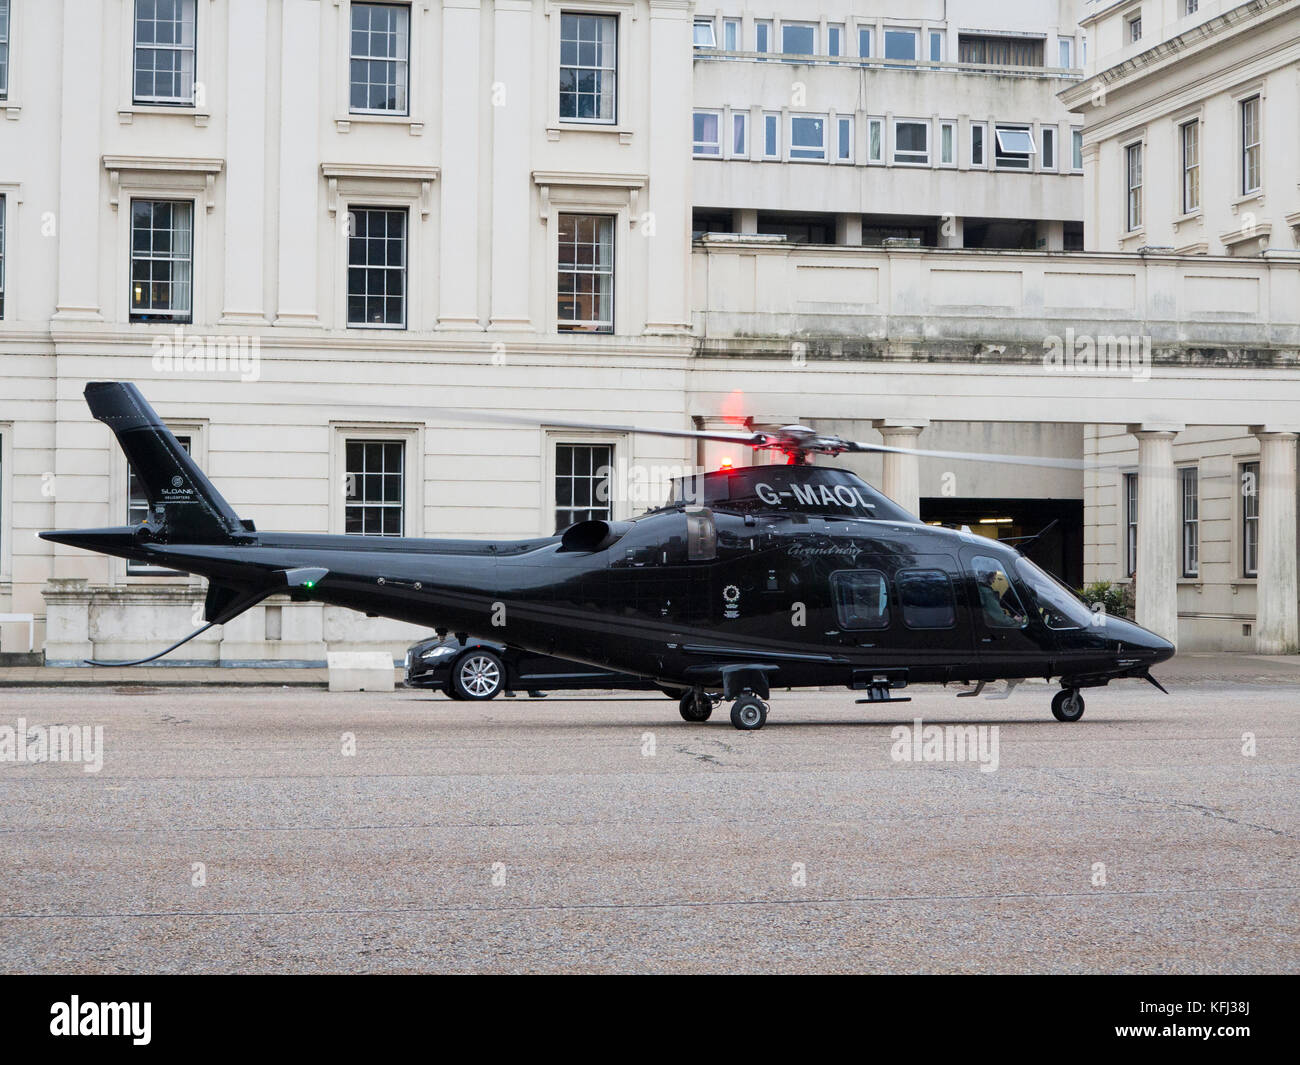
[1014, 557, 1094, 630]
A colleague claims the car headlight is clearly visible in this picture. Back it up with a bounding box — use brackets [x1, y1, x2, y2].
[420, 646, 455, 661]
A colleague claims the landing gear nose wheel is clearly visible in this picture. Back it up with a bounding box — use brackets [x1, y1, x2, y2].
[1051, 689, 1085, 722]
[729, 694, 768, 731]
[679, 690, 714, 722]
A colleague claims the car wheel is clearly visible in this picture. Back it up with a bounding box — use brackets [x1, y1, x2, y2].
[452, 650, 505, 700]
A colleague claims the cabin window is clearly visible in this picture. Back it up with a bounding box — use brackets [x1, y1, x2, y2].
[897, 569, 956, 629]
[969, 555, 1027, 628]
[832, 570, 890, 630]
[685, 508, 717, 561]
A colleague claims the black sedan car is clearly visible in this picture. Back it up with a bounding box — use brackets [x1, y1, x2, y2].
[404, 635, 670, 700]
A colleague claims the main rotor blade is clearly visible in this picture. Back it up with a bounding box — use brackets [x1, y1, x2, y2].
[258, 392, 763, 446]
[844, 440, 1103, 472]
[255, 390, 1103, 470]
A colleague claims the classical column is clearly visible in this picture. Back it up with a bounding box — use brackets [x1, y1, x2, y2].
[872, 421, 927, 516]
[1252, 429, 1299, 654]
[438, 0, 482, 329]
[1129, 426, 1181, 645]
[643, 2, 693, 334]
[274, 0, 321, 326]
[52, 0, 105, 320]
[221, 0, 269, 323]
[487, 0, 533, 331]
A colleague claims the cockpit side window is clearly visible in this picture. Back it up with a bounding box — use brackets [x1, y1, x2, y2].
[1014, 557, 1093, 630]
[970, 554, 1028, 629]
[685, 508, 717, 561]
[831, 569, 890, 630]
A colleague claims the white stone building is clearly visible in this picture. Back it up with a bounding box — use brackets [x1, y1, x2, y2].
[0, 0, 1295, 664]
[1061, 0, 1300, 652]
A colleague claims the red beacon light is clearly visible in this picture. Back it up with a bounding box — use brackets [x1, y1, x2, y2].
[719, 457, 734, 471]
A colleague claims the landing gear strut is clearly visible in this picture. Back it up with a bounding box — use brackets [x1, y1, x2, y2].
[1051, 688, 1085, 722]
[729, 693, 769, 731]
[678, 689, 714, 723]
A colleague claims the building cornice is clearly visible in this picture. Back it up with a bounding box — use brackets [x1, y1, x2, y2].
[1060, 0, 1299, 110]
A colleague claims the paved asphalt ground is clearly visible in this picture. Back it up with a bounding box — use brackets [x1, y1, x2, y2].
[0, 656, 1296, 974]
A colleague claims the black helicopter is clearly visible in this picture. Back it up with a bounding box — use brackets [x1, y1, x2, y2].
[42, 383, 1173, 730]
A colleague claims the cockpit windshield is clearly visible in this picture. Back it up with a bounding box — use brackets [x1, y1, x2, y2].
[1014, 557, 1094, 630]
[668, 466, 916, 523]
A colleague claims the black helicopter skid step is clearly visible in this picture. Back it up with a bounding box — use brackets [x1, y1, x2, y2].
[852, 669, 910, 704]
[852, 686, 915, 702]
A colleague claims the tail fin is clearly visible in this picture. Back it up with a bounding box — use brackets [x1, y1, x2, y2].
[86, 382, 246, 543]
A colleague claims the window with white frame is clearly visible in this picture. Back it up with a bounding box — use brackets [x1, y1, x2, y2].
[560, 12, 617, 123]
[1124, 472, 1138, 578]
[858, 26, 871, 58]
[893, 120, 929, 165]
[722, 19, 739, 52]
[130, 199, 193, 323]
[692, 18, 715, 49]
[0, 0, 10, 99]
[994, 125, 1035, 169]
[1058, 36, 1072, 68]
[828, 25, 843, 57]
[692, 111, 721, 156]
[884, 27, 918, 62]
[1041, 126, 1056, 170]
[755, 20, 771, 57]
[1127, 13, 1142, 42]
[349, 2, 410, 115]
[733, 112, 748, 157]
[1181, 119, 1200, 213]
[555, 442, 613, 531]
[763, 112, 779, 158]
[867, 117, 883, 163]
[836, 116, 852, 162]
[790, 116, 826, 161]
[557, 213, 613, 334]
[1071, 128, 1083, 171]
[1185, 0, 1199, 13]
[1180, 466, 1199, 577]
[133, 0, 196, 105]
[1241, 461, 1259, 577]
[970, 122, 986, 167]
[1125, 142, 1143, 231]
[0, 193, 5, 319]
[1241, 95, 1261, 194]
[127, 433, 192, 574]
[347, 207, 407, 328]
[345, 439, 405, 536]
[939, 121, 955, 165]
[929, 30, 943, 62]
[781, 23, 815, 58]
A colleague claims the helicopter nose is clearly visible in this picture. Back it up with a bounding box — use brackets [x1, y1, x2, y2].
[1148, 633, 1176, 664]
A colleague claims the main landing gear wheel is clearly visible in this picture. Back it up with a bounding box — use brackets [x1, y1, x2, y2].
[1051, 689, 1085, 722]
[729, 694, 768, 731]
[679, 690, 713, 722]
[452, 650, 504, 700]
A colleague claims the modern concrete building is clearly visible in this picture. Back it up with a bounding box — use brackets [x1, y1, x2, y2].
[0, 0, 1295, 664]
